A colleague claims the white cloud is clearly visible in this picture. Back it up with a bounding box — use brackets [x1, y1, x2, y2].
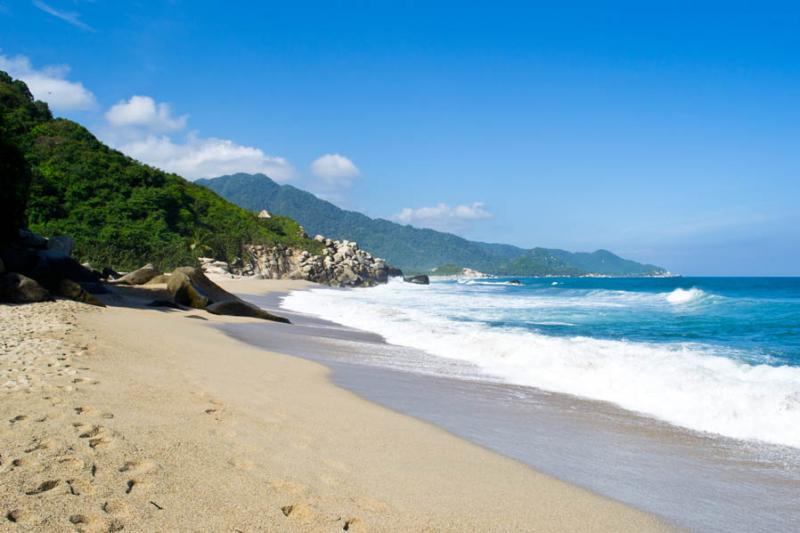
[0, 54, 96, 111]
[393, 202, 493, 232]
[33, 0, 94, 32]
[102, 94, 296, 181]
[311, 153, 360, 184]
[109, 133, 296, 181]
[105, 95, 187, 132]
[306, 153, 361, 202]
[0, 55, 294, 182]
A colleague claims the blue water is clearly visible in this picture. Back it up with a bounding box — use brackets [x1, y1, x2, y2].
[283, 276, 800, 448]
[453, 277, 800, 367]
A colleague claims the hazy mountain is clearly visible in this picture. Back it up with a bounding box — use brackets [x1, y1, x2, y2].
[197, 173, 667, 276]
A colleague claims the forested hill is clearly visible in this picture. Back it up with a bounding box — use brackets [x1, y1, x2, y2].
[0, 71, 320, 271]
[198, 173, 668, 276]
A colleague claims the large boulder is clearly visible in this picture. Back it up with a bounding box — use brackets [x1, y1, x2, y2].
[170, 267, 238, 304]
[101, 267, 122, 280]
[26, 249, 100, 290]
[0, 134, 32, 245]
[17, 229, 47, 249]
[198, 257, 232, 276]
[0, 273, 51, 303]
[335, 266, 360, 287]
[166, 266, 291, 322]
[113, 263, 161, 285]
[205, 300, 290, 324]
[167, 271, 209, 309]
[403, 274, 430, 285]
[387, 267, 403, 278]
[46, 235, 75, 257]
[145, 273, 172, 285]
[55, 278, 105, 307]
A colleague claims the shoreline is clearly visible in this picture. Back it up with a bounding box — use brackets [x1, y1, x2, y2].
[0, 278, 670, 531]
[252, 279, 800, 532]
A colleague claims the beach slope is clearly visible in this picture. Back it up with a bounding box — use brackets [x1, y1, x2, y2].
[0, 280, 670, 532]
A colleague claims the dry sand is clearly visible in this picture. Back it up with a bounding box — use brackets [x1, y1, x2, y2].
[0, 279, 673, 532]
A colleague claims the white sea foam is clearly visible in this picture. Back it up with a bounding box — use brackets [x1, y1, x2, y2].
[666, 287, 705, 304]
[462, 280, 519, 286]
[282, 280, 800, 448]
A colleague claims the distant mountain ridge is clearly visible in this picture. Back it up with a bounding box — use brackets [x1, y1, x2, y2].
[197, 173, 668, 276]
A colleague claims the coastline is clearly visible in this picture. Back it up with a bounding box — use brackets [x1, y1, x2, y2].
[0, 278, 670, 531]
[249, 279, 800, 532]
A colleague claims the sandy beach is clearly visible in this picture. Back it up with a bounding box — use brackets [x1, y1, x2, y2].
[0, 278, 671, 532]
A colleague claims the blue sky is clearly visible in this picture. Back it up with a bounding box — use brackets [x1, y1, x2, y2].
[1, 1, 798, 275]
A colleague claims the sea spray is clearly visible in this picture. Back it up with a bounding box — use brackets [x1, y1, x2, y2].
[666, 287, 706, 304]
[282, 276, 800, 448]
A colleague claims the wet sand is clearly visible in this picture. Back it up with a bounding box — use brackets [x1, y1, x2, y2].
[234, 284, 800, 532]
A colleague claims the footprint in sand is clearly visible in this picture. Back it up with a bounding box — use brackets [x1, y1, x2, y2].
[9, 414, 28, 424]
[228, 458, 255, 471]
[24, 439, 54, 453]
[69, 513, 122, 532]
[88, 436, 111, 449]
[342, 517, 362, 531]
[279, 502, 317, 523]
[74, 478, 96, 497]
[118, 459, 157, 476]
[11, 457, 35, 469]
[119, 459, 158, 496]
[58, 456, 86, 471]
[77, 425, 113, 449]
[78, 426, 103, 439]
[101, 499, 131, 518]
[25, 479, 60, 495]
[5, 509, 27, 524]
[72, 377, 100, 385]
[124, 479, 140, 495]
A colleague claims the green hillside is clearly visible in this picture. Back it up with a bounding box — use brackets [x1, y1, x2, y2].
[0, 72, 319, 271]
[198, 173, 668, 276]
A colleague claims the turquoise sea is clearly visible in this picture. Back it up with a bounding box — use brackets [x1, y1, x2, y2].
[283, 276, 800, 448]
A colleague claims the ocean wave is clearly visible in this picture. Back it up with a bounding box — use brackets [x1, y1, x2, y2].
[462, 280, 520, 286]
[282, 283, 800, 449]
[666, 287, 707, 304]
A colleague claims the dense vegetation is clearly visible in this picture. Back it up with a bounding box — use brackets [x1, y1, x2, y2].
[0, 72, 320, 271]
[199, 173, 668, 276]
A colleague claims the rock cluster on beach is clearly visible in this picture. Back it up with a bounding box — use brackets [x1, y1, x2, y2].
[216, 235, 396, 288]
[0, 229, 293, 322]
[1, 223, 399, 322]
[0, 230, 105, 306]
